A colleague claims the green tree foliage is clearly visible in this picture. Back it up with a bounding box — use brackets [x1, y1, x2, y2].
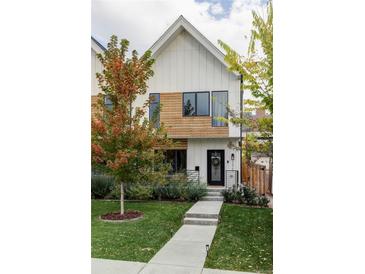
[219, 1, 273, 114]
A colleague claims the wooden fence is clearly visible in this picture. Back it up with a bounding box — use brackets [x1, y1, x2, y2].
[242, 162, 272, 195]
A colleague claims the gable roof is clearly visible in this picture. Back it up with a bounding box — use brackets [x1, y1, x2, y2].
[149, 15, 239, 77]
[91, 36, 106, 54]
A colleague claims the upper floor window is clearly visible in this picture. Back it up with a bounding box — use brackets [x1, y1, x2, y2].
[212, 91, 228, 127]
[183, 92, 209, 116]
[149, 93, 160, 127]
[104, 95, 113, 110]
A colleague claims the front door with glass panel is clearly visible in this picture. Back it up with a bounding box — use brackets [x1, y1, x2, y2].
[207, 150, 225, 186]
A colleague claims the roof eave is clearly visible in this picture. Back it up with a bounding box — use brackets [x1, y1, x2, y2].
[91, 36, 106, 53]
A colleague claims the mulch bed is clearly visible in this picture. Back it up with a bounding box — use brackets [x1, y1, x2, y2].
[100, 210, 143, 221]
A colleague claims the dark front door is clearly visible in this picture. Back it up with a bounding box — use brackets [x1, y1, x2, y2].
[207, 150, 225, 186]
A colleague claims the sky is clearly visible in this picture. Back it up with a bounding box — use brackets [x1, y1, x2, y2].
[92, 0, 268, 57]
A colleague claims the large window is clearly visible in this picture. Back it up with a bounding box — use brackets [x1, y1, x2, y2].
[164, 150, 187, 173]
[149, 93, 160, 127]
[212, 91, 228, 127]
[183, 92, 209, 116]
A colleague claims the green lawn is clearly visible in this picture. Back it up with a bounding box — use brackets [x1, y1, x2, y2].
[205, 204, 273, 274]
[92, 200, 192, 262]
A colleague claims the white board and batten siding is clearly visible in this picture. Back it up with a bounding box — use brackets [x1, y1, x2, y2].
[144, 30, 241, 138]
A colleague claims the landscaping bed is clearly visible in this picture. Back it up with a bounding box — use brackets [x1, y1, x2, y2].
[100, 210, 143, 221]
[92, 200, 192, 262]
[205, 204, 273, 274]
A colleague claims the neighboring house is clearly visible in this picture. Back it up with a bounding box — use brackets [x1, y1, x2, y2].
[91, 16, 242, 187]
[91, 36, 105, 116]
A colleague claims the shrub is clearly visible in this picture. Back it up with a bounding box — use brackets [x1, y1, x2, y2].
[105, 183, 120, 199]
[167, 172, 189, 184]
[222, 187, 244, 203]
[222, 188, 234, 203]
[242, 185, 259, 206]
[222, 185, 269, 207]
[184, 183, 207, 201]
[91, 175, 114, 199]
[152, 173, 188, 200]
[125, 184, 153, 200]
[159, 183, 183, 200]
[258, 195, 270, 207]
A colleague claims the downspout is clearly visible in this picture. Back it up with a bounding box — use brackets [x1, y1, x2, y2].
[240, 74, 243, 186]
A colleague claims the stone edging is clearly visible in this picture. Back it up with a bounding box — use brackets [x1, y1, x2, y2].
[98, 215, 144, 223]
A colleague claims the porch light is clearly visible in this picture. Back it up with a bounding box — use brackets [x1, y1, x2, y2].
[231, 153, 235, 161]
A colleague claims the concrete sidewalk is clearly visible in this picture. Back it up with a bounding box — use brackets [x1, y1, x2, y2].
[91, 258, 256, 274]
[92, 258, 146, 274]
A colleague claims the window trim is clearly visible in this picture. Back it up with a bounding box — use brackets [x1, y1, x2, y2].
[182, 91, 210, 117]
[211, 90, 228, 127]
[149, 93, 160, 127]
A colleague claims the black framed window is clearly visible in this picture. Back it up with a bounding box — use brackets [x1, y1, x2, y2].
[183, 92, 209, 116]
[149, 93, 160, 127]
[164, 150, 187, 173]
[104, 95, 113, 110]
[212, 91, 228, 127]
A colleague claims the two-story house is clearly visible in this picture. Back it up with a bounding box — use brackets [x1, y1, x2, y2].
[92, 16, 242, 187]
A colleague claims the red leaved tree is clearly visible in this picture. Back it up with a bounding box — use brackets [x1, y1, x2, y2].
[91, 35, 171, 214]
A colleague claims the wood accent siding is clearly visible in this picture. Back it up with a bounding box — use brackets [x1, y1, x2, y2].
[160, 92, 228, 138]
[91, 95, 98, 118]
[155, 139, 188, 150]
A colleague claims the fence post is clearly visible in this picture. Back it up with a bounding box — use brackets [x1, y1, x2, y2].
[257, 166, 262, 195]
[258, 167, 262, 194]
[251, 165, 253, 188]
[261, 166, 266, 195]
[256, 165, 260, 194]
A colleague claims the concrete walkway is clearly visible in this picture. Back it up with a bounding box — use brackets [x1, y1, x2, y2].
[140, 192, 224, 273]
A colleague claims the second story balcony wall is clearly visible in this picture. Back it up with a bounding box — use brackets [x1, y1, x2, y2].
[159, 92, 228, 138]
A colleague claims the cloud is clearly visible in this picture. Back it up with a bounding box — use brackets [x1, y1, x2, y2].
[92, 0, 267, 57]
[210, 2, 224, 16]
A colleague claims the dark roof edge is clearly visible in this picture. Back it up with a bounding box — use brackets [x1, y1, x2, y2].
[91, 36, 106, 51]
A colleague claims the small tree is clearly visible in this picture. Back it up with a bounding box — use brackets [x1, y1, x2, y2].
[91, 35, 171, 214]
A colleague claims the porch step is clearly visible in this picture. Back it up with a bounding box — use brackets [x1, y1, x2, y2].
[206, 191, 223, 196]
[185, 212, 219, 219]
[183, 217, 218, 226]
[201, 196, 224, 201]
[206, 187, 224, 193]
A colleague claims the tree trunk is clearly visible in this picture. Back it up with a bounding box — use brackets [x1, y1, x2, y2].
[120, 182, 124, 214]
